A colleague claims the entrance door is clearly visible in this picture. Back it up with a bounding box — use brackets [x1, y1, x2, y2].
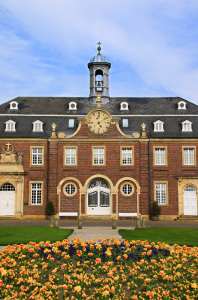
[87, 179, 111, 215]
[0, 183, 15, 216]
[184, 185, 197, 215]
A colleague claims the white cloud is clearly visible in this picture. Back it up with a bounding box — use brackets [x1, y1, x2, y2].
[0, 0, 198, 104]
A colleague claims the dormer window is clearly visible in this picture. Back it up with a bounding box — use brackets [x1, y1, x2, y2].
[122, 118, 129, 128]
[68, 118, 75, 128]
[120, 102, 129, 110]
[10, 101, 18, 110]
[178, 101, 186, 110]
[5, 120, 16, 132]
[32, 120, 43, 132]
[69, 102, 77, 110]
[182, 120, 192, 132]
[153, 120, 164, 132]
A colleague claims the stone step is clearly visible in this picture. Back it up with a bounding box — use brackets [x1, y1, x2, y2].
[177, 215, 198, 220]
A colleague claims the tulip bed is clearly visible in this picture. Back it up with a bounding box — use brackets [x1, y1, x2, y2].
[0, 238, 198, 300]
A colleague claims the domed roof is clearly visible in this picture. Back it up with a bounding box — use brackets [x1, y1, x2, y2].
[89, 54, 109, 63]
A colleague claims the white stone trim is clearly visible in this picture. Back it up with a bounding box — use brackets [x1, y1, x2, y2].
[59, 212, 78, 216]
[119, 213, 137, 217]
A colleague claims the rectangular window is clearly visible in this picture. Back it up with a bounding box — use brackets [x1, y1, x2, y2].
[122, 118, 129, 128]
[32, 148, 43, 165]
[121, 148, 133, 165]
[154, 148, 166, 165]
[93, 147, 105, 165]
[155, 183, 167, 205]
[68, 119, 75, 128]
[183, 148, 195, 165]
[65, 148, 76, 165]
[31, 183, 42, 205]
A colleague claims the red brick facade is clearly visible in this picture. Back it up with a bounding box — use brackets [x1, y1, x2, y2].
[0, 119, 198, 220]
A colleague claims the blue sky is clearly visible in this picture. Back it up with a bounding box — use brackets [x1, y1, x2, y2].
[0, 0, 198, 104]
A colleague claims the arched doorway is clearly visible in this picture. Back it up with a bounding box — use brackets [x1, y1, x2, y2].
[87, 179, 110, 215]
[184, 185, 197, 215]
[0, 183, 15, 216]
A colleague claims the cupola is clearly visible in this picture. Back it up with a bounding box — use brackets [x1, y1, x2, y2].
[88, 42, 111, 104]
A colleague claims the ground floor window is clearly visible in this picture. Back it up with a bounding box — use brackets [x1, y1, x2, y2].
[31, 183, 42, 205]
[155, 183, 167, 205]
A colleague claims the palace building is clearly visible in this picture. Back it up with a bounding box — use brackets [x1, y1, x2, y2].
[0, 44, 198, 220]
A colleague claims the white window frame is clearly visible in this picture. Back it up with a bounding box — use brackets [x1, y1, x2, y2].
[120, 102, 129, 110]
[155, 183, 167, 205]
[183, 147, 195, 166]
[178, 101, 186, 110]
[153, 120, 164, 132]
[182, 120, 192, 132]
[32, 120, 43, 132]
[93, 147, 105, 165]
[31, 183, 42, 205]
[32, 148, 43, 165]
[5, 120, 16, 132]
[68, 119, 75, 128]
[10, 101, 18, 110]
[65, 148, 77, 165]
[68, 102, 77, 110]
[121, 148, 133, 165]
[154, 148, 166, 165]
[122, 118, 129, 128]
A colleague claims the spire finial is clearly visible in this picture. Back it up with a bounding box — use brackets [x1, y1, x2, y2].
[97, 41, 101, 55]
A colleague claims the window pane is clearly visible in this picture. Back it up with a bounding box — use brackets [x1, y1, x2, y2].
[122, 148, 132, 165]
[155, 149, 165, 165]
[155, 183, 166, 205]
[184, 148, 194, 165]
[122, 119, 128, 127]
[88, 191, 98, 207]
[93, 148, 104, 165]
[65, 148, 76, 165]
[100, 191, 109, 207]
[31, 183, 42, 205]
[32, 148, 43, 165]
[68, 119, 75, 128]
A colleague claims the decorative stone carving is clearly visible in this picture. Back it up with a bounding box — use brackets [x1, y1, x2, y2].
[0, 143, 16, 163]
[58, 132, 65, 139]
[132, 132, 140, 139]
[17, 151, 23, 164]
[50, 123, 57, 138]
[141, 123, 147, 138]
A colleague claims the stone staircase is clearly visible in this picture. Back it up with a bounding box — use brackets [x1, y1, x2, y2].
[176, 215, 198, 221]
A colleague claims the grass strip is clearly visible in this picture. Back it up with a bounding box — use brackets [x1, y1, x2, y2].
[119, 227, 198, 246]
[0, 226, 73, 245]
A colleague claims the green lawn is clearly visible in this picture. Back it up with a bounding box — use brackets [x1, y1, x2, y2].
[0, 226, 73, 246]
[119, 227, 198, 247]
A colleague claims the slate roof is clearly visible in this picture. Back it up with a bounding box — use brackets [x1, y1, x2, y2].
[0, 96, 198, 138]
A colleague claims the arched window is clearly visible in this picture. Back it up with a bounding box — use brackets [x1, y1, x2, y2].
[153, 120, 164, 132]
[5, 120, 16, 132]
[0, 183, 15, 191]
[32, 120, 43, 132]
[95, 69, 103, 92]
[68, 102, 77, 110]
[10, 101, 18, 110]
[184, 185, 196, 192]
[120, 102, 129, 110]
[178, 101, 186, 110]
[182, 120, 192, 132]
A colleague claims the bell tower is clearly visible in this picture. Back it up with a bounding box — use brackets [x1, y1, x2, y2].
[88, 42, 111, 104]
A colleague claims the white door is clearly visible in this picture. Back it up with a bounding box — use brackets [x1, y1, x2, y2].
[0, 183, 15, 216]
[184, 186, 197, 215]
[87, 179, 111, 215]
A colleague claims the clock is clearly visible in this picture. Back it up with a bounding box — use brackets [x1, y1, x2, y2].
[87, 110, 111, 134]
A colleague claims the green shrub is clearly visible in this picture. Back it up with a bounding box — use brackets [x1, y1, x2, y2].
[45, 201, 55, 216]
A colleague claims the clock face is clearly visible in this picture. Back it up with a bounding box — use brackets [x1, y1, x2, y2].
[87, 110, 111, 134]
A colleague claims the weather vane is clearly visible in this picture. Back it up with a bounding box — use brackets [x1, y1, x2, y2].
[97, 41, 101, 55]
